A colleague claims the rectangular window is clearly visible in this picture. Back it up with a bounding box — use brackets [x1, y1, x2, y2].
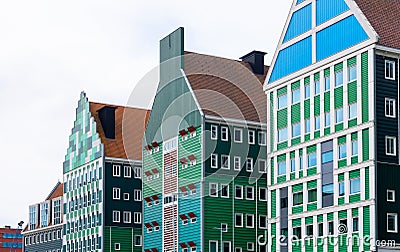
[318, 223, 324, 236]
[308, 152, 317, 168]
[387, 190, 396, 202]
[113, 165, 121, 177]
[115, 243, 120, 250]
[234, 156, 241, 171]
[123, 193, 129, 201]
[292, 123, 301, 138]
[134, 190, 142, 201]
[315, 80, 320, 95]
[325, 112, 331, 127]
[385, 98, 396, 118]
[258, 159, 267, 173]
[293, 192, 303, 206]
[352, 140, 358, 156]
[211, 154, 218, 168]
[247, 243, 254, 251]
[133, 212, 141, 224]
[221, 185, 229, 198]
[293, 226, 302, 239]
[246, 158, 253, 172]
[246, 187, 254, 200]
[349, 103, 357, 119]
[258, 131, 267, 146]
[210, 183, 218, 197]
[386, 136, 397, 156]
[259, 188, 267, 201]
[221, 127, 228, 141]
[278, 94, 288, 109]
[339, 182, 345, 197]
[305, 119, 311, 133]
[278, 161, 286, 176]
[322, 150, 333, 164]
[290, 158, 296, 172]
[124, 166, 131, 178]
[259, 215, 267, 229]
[113, 188, 120, 200]
[246, 214, 254, 228]
[350, 178, 361, 194]
[328, 221, 334, 235]
[353, 217, 359, 232]
[292, 88, 300, 104]
[338, 143, 347, 159]
[324, 76, 330, 91]
[278, 128, 288, 142]
[315, 116, 320, 130]
[123, 211, 131, 223]
[335, 71, 343, 87]
[323, 184, 334, 196]
[348, 65, 357, 82]
[234, 128, 243, 143]
[133, 167, 141, 179]
[248, 130, 255, 144]
[221, 155, 230, 169]
[235, 213, 243, 227]
[385, 60, 395, 80]
[306, 225, 314, 237]
[211, 125, 218, 140]
[112, 211, 120, 223]
[308, 188, 317, 203]
[305, 84, 310, 99]
[335, 108, 343, 124]
[134, 235, 142, 246]
[235, 186, 243, 199]
[387, 213, 398, 233]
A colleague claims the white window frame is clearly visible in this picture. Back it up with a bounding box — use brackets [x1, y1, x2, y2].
[133, 167, 141, 179]
[123, 211, 131, 223]
[259, 215, 267, 229]
[113, 187, 121, 200]
[235, 185, 243, 199]
[385, 60, 396, 80]
[246, 214, 254, 228]
[387, 213, 398, 233]
[134, 212, 142, 224]
[385, 136, 397, 156]
[221, 127, 228, 141]
[113, 165, 121, 177]
[259, 188, 267, 201]
[211, 154, 218, 168]
[221, 184, 229, 198]
[246, 158, 253, 172]
[123, 193, 129, 201]
[221, 155, 230, 170]
[115, 243, 121, 250]
[124, 166, 131, 178]
[134, 235, 142, 246]
[235, 213, 243, 227]
[348, 103, 358, 120]
[209, 241, 218, 252]
[246, 186, 254, 200]
[112, 211, 120, 223]
[248, 130, 255, 145]
[258, 159, 267, 173]
[387, 190, 396, 202]
[210, 183, 218, 197]
[247, 243, 254, 252]
[211, 125, 218, 140]
[234, 128, 243, 143]
[385, 98, 396, 118]
[234, 156, 241, 171]
[258, 131, 267, 146]
[134, 190, 142, 201]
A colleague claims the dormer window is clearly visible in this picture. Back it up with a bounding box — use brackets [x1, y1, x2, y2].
[188, 126, 196, 138]
[188, 155, 196, 166]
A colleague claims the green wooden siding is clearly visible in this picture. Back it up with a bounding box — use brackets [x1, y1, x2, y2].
[363, 129, 369, 162]
[348, 81, 357, 104]
[178, 126, 202, 187]
[314, 96, 320, 116]
[291, 104, 301, 123]
[361, 52, 369, 123]
[324, 92, 330, 112]
[278, 108, 288, 128]
[334, 86, 343, 108]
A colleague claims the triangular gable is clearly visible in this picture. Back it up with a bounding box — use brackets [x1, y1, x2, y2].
[266, 0, 377, 85]
[63, 92, 103, 173]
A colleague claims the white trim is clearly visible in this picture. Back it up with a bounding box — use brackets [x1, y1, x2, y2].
[385, 60, 396, 80]
[385, 98, 396, 118]
[204, 115, 266, 127]
[387, 190, 396, 202]
[181, 69, 204, 117]
[387, 213, 398, 233]
[385, 136, 397, 156]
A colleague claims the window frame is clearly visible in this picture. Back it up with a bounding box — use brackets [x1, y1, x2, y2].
[385, 136, 397, 156]
[246, 186, 254, 200]
[258, 159, 267, 173]
[211, 125, 218, 140]
[348, 64, 357, 82]
[349, 178, 361, 195]
[124, 166, 131, 178]
[211, 154, 218, 168]
[387, 190, 396, 202]
[235, 213, 243, 227]
[234, 128, 243, 143]
[234, 156, 241, 171]
[221, 184, 229, 198]
[221, 127, 228, 141]
[387, 213, 398, 233]
[209, 183, 218, 197]
[235, 186, 243, 199]
[246, 214, 254, 228]
[112, 211, 120, 223]
[348, 103, 358, 120]
[221, 155, 230, 170]
[385, 98, 396, 118]
[258, 131, 267, 146]
[246, 158, 253, 172]
[112, 165, 121, 177]
[248, 130, 255, 145]
[385, 60, 396, 80]
[278, 93, 288, 110]
[113, 187, 121, 200]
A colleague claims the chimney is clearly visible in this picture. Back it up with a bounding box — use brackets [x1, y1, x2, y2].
[4, 225, 11, 229]
[240, 51, 267, 75]
[97, 106, 116, 139]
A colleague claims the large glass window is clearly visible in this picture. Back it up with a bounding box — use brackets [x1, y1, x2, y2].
[350, 178, 360, 194]
[322, 151, 333, 164]
[278, 128, 288, 142]
[278, 161, 286, 176]
[308, 152, 317, 168]
[336, 108, 344, 124]
[278, 94, 288, 109]
[322, 184, 334, 196]
[349, 103, 357, 119]
[335, 71, 343, 87]
[338, 143, 347, 159]
[293, 192, 303, 206]
[308, 188, 317, 203]
[292, 88, 301, 104]
[292, 123, 301, 138]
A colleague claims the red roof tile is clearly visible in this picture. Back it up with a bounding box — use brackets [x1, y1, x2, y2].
[46, 182, 63, 201]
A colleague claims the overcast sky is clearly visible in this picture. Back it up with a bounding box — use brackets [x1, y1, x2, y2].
[0, 0, 292, 227]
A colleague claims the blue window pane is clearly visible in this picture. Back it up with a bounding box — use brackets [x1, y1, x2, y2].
[315, 116, 321, 130]
[292, 88, 301, 104]
[278, 94, 288, 109]
[322, 151, 333, 163]
[335, 71, 343, 87]
[315, 80, 320, 94]
[325, 76, 330, 91]
[278, 128, 288, 142]
[291, 159, 296, 172]
[292, 123, 301, 137]
[305, 119, 311, 133]
[278, 161, 287, 176]
[349, 103, 357, 119]
[322, 184, 334, 196]
[299, 156, 303, 170]
[305, 84, 310, 99]
[339, 144, 347, 159]
[350, 178, 360, 194]
[352, 140, 358, 156]
[336, 108, 343, 123]
[325, 113, 331, 127]
[348, 65, 357, 82]
[308, 153, 317, 167]
[339, 182, 345, 196]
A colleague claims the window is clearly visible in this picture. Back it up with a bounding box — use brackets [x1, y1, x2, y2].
[306, 225, 314, 237]
[318, 223, 324, 236]
[293, 226, 302, 240]
[278, 94, 288, 109]
[246, 187, 254, 200]
[387, 190, 396, 202]
[335, 71, 343, 87]
[339, 182, 345, 196]
[258, 131, 267, 146]
[221, 155, 230, 169]
[388, 213, 398, 233]
[353, 217, 359, 232]
[315, 80, 320, 95]
[113, 188, 120, 200]
[259, 188, 267, 201]
[247, 243, 254, 252]
[234, 128, 243, 143]
[386, 136, 397, 156]
[324, 76, 330, 91]
[385, 60, 396, 80]
[113, 165, 121, 177]
[339, 219, 348, 233]
[221, 185, 229, 198]
[246, 214, 254, 228]
[235, 213, 243, 227]
[248, 130, 255, 144]
[305, 84, 310, 99]
[348, 64, 357, 82]
[322, 150, 333, 163]
[211, 125, 218, 140]
[308, 152, 317, 168]
[328, 221, 334, 235]
[323, 184, 334, 196]
[123, 193, 129, 201]
[124, 166, 131, 178]
[305, 119, 310, 133]
[134, 235, 142, 246]
[210, 183, 218, 197]
[349, 103, 357, 119]
[123, 211, 131, 223]
[385, 98, 396, 118]
[221, 127, 228, 141]
[290, 158, 296, 172]
[133, 212, 141, 224]
[292, 88, 300, 104]
[278, 161, 286, 176]
[134, 190, 142, 201]
[315, 116, 320, 130]
[322, 114, 330, 130]
[292, 123, 301, 137]
[246, 158, 253, 172]
[259, 215, 267, 229]
[278, 128, 288, 142]
[299, 155, 303, 170]
[221, 223, 228, 232]
[235, 186, 243, 199]
[133, 167, 141, 179]
[234, 156, 241, 171]
[338, 143, 347, 159]
[350, 178, 361, 194]
[352, 140, 358, 156]
[293, 192, 303, 206]
[211, 154, 218, 168]
[308, 188, 317, 203]
[112, 211, 120, 223]
[335, 108, 343, 124]
[258, 159, 267, 173]
[235, 247, 242, 252]
[115, 243, 121, 250]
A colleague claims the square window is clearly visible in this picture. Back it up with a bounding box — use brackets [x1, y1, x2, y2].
[235, 186, 243, 199]
[234, 156, 241, 171]
[278, 161, 286, 176]
[325, 112, 331, 127]
[349, 103, 357, 119]
[348, 65, 357, 82]
[387, 190, 396, 202]
[246, 187, 254, 200]
[246, 214, 254, 228]
[221, 223, 228, 232]
[338, 143, 347, 160]
[292, 88, 301, 104]
[258, 159, 267, 173]
[221, 155, 230, 169]
[292, 123, 301, 138]
[235, 213, 243, 227]
[293, 192, 303, 206]
[350, 178, 360, 194]
[246, 158, 253, 172]
[387, 213, 398, 233]
[278, 128, 288, 142]
[211, 154, 218, 168]
[386, 136, 397, 156]
[385, 60, 396, 80]
[308, 188, 317, 203]
[209, 183, 218, 197]
[248, 130, 255, 144]
[123, 193, 129, 201]
[247, 243, 254, 251]
[221, 127, 228, 141]
[385, 98, 396, 118]
[211, 125, 218, 140]
[258, 131, 267, 146]
[305, 84, 310, 99]
[259, 188, 267, 201]
[278, 93, 288, 109]
[315, 80, 320, 95]
[335, 71, 343, 87]
[324, 76, 330, 91]
[335, 108, 344, 124]
[315, 116, 320, 130]
[234, 128, 243, 143]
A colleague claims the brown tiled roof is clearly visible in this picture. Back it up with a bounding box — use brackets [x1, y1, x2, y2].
[46, 182, 63, 200]
[355, 0, 400, 49]
[89, 102, 150, 160]
[184, 52, 268, 123]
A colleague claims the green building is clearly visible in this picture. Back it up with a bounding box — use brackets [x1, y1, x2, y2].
[142, 28, 268, 252]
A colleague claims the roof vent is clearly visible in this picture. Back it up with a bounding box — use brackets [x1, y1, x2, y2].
[240, 51, 267, 75]
[97, 106, 116, 139]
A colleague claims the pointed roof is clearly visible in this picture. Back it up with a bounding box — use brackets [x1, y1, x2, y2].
[184, 52, 268, 124]
[354, 0, 400, 49]
[45, 182, 63, 201]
